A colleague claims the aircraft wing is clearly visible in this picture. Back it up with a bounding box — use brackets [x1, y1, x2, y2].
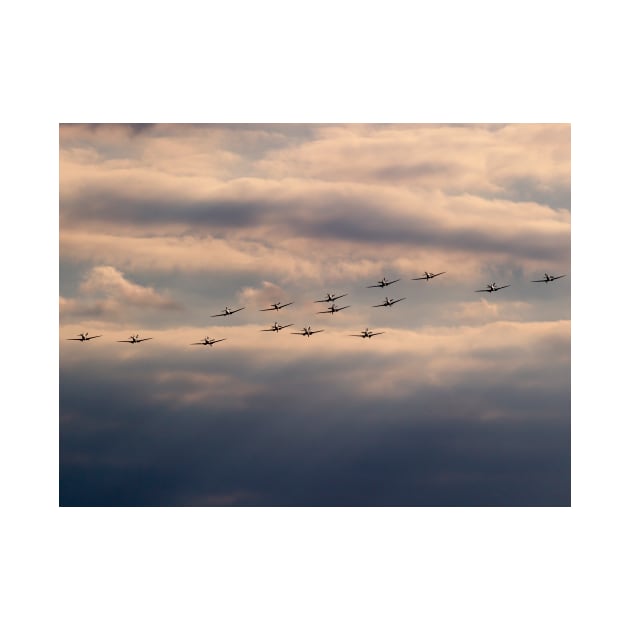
[279, 324, 293, 329]
[259, 307, 276, 311]
[390, 298, 406, 305]
[86, 335, 102, 340]
[389, 279, 401, 284]
[310, 329, 324, 334]
[531, 279, 547, 282]
[370, 332, 385, 335]
[231, 307, 245, 313]
[117, 340, 135, 343]
[553, 275, 566, 280]
[279, 302, 293, 308]
[67, 338, 84, 341]
[372, 302, 387, 307]
[211, 312, 228, 317]
[495, 285, 510, 290]
[335, 305, 350, 310]
[137, 337, 153, 342]
[213, 339, 226, 344]
[475, 289, 491, 292]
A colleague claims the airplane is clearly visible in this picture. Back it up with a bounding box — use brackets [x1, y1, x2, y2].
[372, 297, 406, 307]
[66, 332, 102, 342]
[259, 301, 293, 311]
[261, 322, 294, 332]
[117, 334, 152, 344]
[349, 328, 385, 338]
[531, 273, 567, 283]
[314, 293, 348, 303]
[412, 271, 446, 281]
[191, 336, 226, 346]
[475, 282, 510, 293]
[317, 303, 350, 314]
[211, 306, 245, 317]
[367, 277, 400, 288]
[291, 326, 324, 337]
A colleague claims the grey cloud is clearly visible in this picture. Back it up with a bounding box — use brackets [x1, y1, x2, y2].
[498, 176, 571, 210]
[370, 162, 453, 182]
[60, 359, 569, 506]
[61, 189, 569, 265]
[60, 330, 570, 507]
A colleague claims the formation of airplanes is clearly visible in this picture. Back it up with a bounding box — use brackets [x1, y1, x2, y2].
[66, 272, 566, 346]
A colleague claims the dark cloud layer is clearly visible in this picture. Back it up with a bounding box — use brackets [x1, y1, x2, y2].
[60, 350, 570, 506]
[61, 190, 568, 263]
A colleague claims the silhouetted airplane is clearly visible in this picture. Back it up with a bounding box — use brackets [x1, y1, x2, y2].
[291, 326, 324, 337]
[261, 322, 293, 332]
[67, 332, 102, 342]
[117, 334, 152, 344]
[531, 273, 566, 283]
[315, 293, 348, 303]
[259, 301, 293, 311]
[412, 271, 446, 281]
[211, 306, 245, 317]
[372, 297, 406, 307]
[367, 277, 400, 288]
[349, 328, 384, 338]
[475, 283, 510, 293]
[317, 303, 350, 314]
[191, 336, 226, 346]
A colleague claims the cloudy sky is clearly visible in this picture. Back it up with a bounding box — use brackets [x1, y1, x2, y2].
[59, 123, 570, 506]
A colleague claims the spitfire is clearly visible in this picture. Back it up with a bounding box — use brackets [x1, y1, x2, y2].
[261, 322, 293, 332]
[531, 273, 566, 283]
[67, 332, 102, 342]
[291, 326, 324, 337]
[412, 271, 446, 281]
[349, 328, 384, 339]
[367, 277, 400, 288]
[191, 336, 226, 347]
[372, 296, 406, 308]
[211, 306, 245, 317]
[475, 282, 510, 293]
[117, 334, 152, 344]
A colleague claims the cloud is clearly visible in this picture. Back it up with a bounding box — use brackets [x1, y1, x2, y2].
[59, 124, 571, 507]
[60, 265, 180, 323]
